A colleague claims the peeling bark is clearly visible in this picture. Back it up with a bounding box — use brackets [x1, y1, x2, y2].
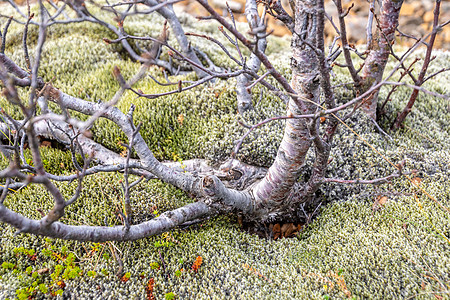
[250, 0, 320, 220]
[392, 0, 441, 129]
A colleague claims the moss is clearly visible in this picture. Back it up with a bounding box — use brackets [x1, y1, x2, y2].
[1, 2, 450, 299]
[1, 2, 291, 165]
[0, 146, 79, 185]
[1, 172, 448, 299]
[28, 147, 79, 175]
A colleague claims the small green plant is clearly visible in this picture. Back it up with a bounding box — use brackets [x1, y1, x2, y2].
[7, 235, 114, 298]
[48, 252, 82, 288]
[16, 286, 34, 300]
[13, 247, 35, 257]
[60, 245, 68, 256]
[91, 243, 101, 252]
[51, 265, 64, 281]
[1, 262, 15, 270]
[87, 270, 97, 278]
[25, 266, 32, 275]
[165, 292, 176, 300]
[102, 252, 110, 260]
[153, 241, 174, 248]
[150, 262, 160, 270]
[38, 283, 48, 294]
[62, 265, 82, 280]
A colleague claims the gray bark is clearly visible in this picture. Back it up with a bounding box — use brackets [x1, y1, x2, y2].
[236, 0, 268, 114]
[144, 0, 208, 78]
[0, 201, 210, 242]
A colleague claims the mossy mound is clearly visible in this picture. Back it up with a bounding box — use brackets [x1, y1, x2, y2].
[1, 172, 449, 299]
[0, 2, 290, 165]
[1, 2, 450, 300]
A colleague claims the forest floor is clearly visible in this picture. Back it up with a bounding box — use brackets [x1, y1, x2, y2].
[0, 2, 449, 299]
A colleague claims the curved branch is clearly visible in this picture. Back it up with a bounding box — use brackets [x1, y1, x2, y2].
[0, 201, 211, 242]
[143, 0, 208, 78]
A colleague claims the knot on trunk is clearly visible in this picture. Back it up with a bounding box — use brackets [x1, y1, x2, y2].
[200, 175, 253, 214]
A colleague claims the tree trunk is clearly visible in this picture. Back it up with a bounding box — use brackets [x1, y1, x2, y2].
[359, 0, 404, 119]
[249, 0, 320, 221]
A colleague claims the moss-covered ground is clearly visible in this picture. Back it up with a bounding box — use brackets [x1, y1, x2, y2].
[0, 3, 449, 299]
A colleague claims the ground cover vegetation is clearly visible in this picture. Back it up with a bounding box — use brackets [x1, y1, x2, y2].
[0, 0, 449, 298]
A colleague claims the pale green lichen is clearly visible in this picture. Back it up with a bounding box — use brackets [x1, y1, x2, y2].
[1, 2, 450, 299]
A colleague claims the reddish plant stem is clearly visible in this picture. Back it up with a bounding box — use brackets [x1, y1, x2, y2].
[392, 0, 441, 130]
[333, 0, 360, 85]
[379, 58, 419, 114]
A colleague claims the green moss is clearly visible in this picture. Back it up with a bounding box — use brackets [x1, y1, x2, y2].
[1, 2, 450, 299]
[1, 1, 291, 165]
[1, 169, 449, 299]
[0, 146, 79, 178]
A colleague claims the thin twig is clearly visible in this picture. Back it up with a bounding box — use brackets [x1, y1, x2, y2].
[322, 173, 402, 185]
[1, 16, 13, 54]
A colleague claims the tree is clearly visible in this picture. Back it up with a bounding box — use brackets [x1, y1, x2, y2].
[0, 0, 448, 242]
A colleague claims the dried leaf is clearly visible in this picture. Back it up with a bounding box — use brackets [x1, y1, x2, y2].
[177, 114, 184, 126]
[120, 274, 130, 282]
[146, 278, 155, 300]
[372, 195, 388, 212]
[237, 216, 243, 227]
[37, 268, 49, 274]
[281, 223, 297, 237]
[191, 256, 203, 272]
[272, 223, 281, 240]
[411, 177, 422, 186]
[378, 196, 388, 205]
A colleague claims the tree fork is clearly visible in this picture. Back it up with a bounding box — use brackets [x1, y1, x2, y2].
[359, 0, 404, 119]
